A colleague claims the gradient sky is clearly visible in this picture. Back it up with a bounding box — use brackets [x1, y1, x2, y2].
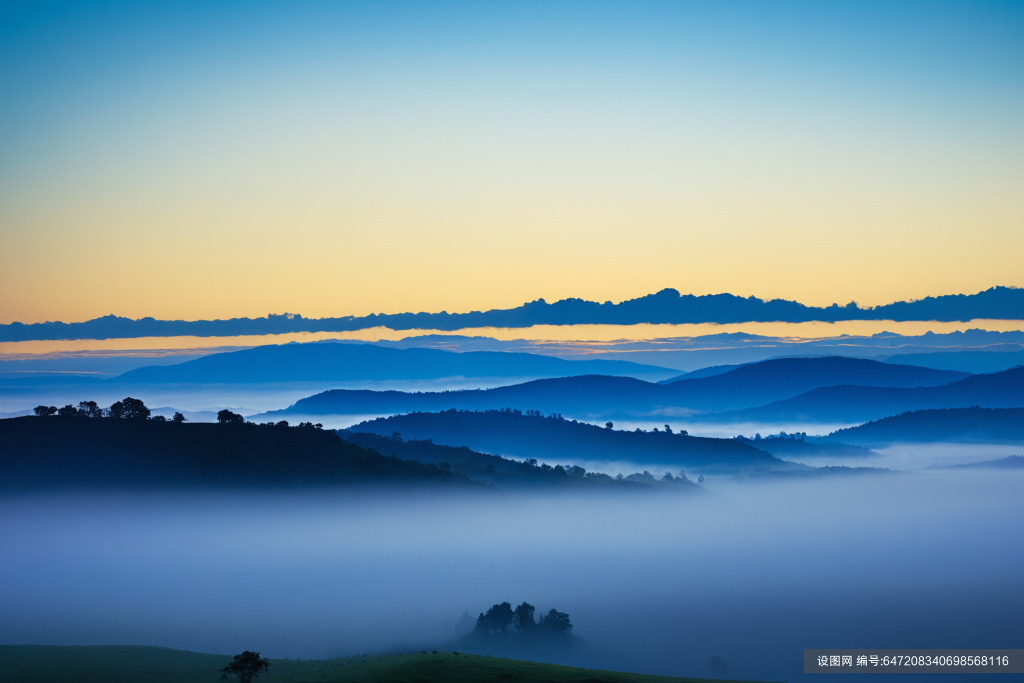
[1, 0, 1021, 325]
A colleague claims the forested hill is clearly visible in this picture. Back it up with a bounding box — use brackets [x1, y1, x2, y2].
[341, 431, 701, 490]
[3, 286, 1021, 342]
[825, 407, 1024, 447]
[349, 409, 803, 474]
[0, 416, 474, 490]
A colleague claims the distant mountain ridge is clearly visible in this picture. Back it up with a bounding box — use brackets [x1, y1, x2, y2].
[825, 407, 1024, 446]
[263, 357, 971, 419]
[3, 286, 1021, 341]
[114, 342, 677, 384]
[707, 367, 1024, 424]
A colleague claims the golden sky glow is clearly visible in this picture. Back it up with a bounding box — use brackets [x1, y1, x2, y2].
[1, 3, 1021, 325]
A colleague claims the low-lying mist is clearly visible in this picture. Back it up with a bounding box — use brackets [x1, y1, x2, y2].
[1, 471, 1020, 682]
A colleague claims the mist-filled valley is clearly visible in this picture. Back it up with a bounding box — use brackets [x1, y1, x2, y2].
[2, 470, 1020, 683]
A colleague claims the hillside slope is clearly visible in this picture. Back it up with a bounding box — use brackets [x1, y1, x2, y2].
[0, 645, 746, 683]
[825, 407, 1024, 446]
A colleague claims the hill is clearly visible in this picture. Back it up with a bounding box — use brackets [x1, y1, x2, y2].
[349, 410, 802, 475]
[0, 645, 745, 683]
[879, 349, 1024, 374]
[340, 431, 700, 490]
[4, 286, 1022, 341]
[114, 342, 677, 384]
[265, 357, 969, 420]
[0, 415, 473, 490]
[731, 434, 874, 459]
[824, 407, 1024, 447]
[706, 367, 1024, 424]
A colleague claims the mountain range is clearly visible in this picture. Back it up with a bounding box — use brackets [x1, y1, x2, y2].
[3, 286, 1021, 342]
[262, 357, 971, 419]
[705, 367, 1023, 424]
[113, 342, 678, 384]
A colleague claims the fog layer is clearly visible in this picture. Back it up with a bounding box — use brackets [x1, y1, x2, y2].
[1, 471, 1020, 682]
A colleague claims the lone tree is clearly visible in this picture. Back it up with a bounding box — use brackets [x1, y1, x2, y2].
[219, 651, 269, 683]
[172, 412, 187, 423]
[33, 405, 57, 417]
[513, 602, 535, 631]
[108, 397, 150, 419]
[217, 409, 244, 424]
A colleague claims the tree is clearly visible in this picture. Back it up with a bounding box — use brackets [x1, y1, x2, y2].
[109, 397, 150, 419]
[217, 409, 244, 424]
[57, 404, 79, 417]
[219, 651, 269, 683]
[513, 602, 535, 631]
[605, 421, 614, 429]
[540, 608, 572, 634]
[476, 602, 514, 634]
[33, 405, 57, 417]
[172, 412, 187, 423]
[78, 401, 103, 418]
[664, 425, 673, 433]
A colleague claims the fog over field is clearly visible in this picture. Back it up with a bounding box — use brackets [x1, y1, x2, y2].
[2, 471, 1020, 682]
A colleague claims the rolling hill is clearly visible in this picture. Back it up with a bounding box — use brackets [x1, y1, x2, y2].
[348, 410, 803, 474]
[0, 645, 746, 683]
[265, 357, 972, 419]
[113, 342, 678, 384]
[705, 367, 1024, 424]
[825, 407, 1024, 446]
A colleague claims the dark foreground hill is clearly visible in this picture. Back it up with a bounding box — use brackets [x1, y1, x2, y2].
[825, 407, 1024, 447]
[0, 416, 472, 490]
[706, 367, 1024, 424]
[350, 410, 804, 475]
[266, 357, 970, 419]
[114, 342, 676, 384]
[0, 645, 740, 683]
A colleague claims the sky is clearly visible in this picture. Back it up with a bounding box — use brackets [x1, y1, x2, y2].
[1, 0, 1022, 325]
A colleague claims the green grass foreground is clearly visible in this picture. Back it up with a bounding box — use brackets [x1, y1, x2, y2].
[0, 645, 766, 683]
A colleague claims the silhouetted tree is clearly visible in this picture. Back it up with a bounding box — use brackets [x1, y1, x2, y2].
[57, 404, 79, 417]
[566, 465, 586, 478]
[513, 602, 535, 630]
[78, 401, 103, 418]
[391, 431, 403, 442]
[172, 412, 186, 423]
[109, 397, 150, 419]
[217, 409, 244, 424]
[219, 651, 269, 683]
[539, 608, 572, 634]
[33, 405, 57, 417]
[276, 420, 289, 427]
[664, 425, 673, 433]
[476, 602, 514, 634]
[605, 421, 613, 429]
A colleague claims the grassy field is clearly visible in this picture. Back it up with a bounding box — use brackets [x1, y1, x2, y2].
[0, 645, 764, 683]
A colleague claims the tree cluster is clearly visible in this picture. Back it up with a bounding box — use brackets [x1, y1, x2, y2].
[474, 601, 572, 636]
[34, 398, 175, 421]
